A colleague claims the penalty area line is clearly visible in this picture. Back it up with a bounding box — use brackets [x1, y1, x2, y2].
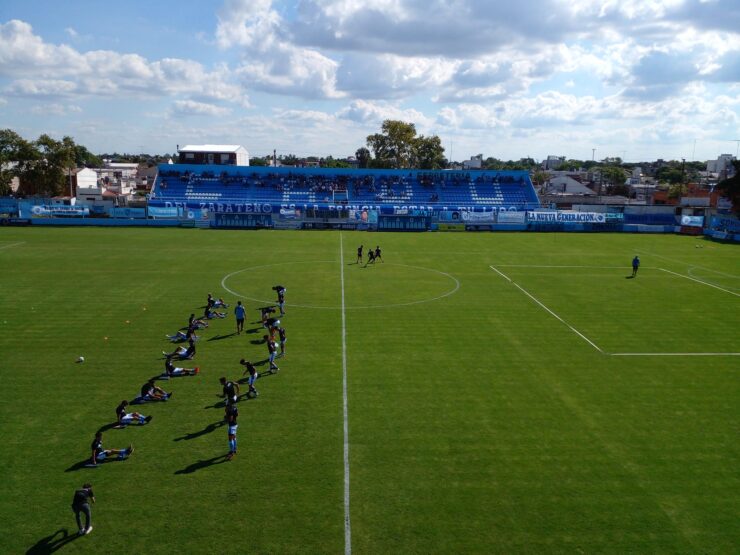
[0, 241, 26, 251]
[611, 352, 740, 357]
[489, 265, 604, 354]
[658, 268, 740, 298]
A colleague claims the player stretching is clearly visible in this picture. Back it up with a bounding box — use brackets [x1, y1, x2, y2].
[220, 376, 240, 405]
[357, 245, 363, 264]
[273, 285, 286, 316]
[240, 359, 259, 398]
[225, 403, 238, 460]
[90, 432, 133, 466]
[277, 326, 287, 357]
[265, 335, 279, 372]
[632, 255, 640, 277]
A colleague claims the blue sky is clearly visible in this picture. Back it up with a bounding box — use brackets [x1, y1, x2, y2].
[1, 0, 739, 162]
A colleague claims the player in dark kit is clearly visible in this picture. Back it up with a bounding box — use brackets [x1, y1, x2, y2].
[277, 326, 287, 357]
[632, 255, 640, 277]
[225, 403, 238, 460]
[71, 483, 95, 535]
[90, 432, 133, 466]
[273, 285, 286, 316]
[240, 359, 259, 398]
[374, 246, 383, 262]
[220, 376, 240, 405]
[357, 245, 363, 264]
[365, 249, 375, 267]
[265, 334, 280, 371]
[115, 400, 151, 427]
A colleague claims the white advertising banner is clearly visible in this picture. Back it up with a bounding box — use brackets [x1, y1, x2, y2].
[528, 211, 606, 223]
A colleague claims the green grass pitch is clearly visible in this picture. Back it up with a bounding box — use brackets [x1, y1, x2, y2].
[1, 228, 738, 554]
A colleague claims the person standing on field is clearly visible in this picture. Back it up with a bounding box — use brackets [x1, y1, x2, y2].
[632, 255, 640, 277]
[71, 483, 95, 536]
[234, 301, 246, 335]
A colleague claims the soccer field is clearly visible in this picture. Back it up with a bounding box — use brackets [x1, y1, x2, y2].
[1, 228, 738, 554]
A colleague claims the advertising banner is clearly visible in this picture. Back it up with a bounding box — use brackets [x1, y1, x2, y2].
[147, 206, 180, 218]
[497, 211, 526, 224]
[462, 211, 496, 223]
[28, 205, 90, 217]
[528, 211, 606, 223]
[680, 215, 704, 227]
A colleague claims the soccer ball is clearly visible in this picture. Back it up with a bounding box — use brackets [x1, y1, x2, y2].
[78, 356, 85, 363]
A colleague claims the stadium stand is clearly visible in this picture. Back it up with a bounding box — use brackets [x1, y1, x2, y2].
[150, 165, 541, 209]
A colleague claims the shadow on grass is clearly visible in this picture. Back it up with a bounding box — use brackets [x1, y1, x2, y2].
[250, 338, 267, 345]
[27, 528, 81, 554]
[245, 327, 260, 334]
[208, 333, 237, 342]
[173, 421, 223, 441]
[174, 454, 229, 474]
[625, 275, 635, 279]
[95, 422, 118, 434]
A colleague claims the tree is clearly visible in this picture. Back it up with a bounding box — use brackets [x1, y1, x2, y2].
[531, 171, 549, 187]
[413, 135, 446, 169]
[355, 147, 370, 169]
[366, 120, 417, 169]
[74, 145, 103, 168]
[14, 134, 77, 197]
[250, 157, 268, 166]
[0, 129, 33, 195]
[716, 161, 740, 216]
[323, 156, 351, 169]
[599, 166, 627, 190]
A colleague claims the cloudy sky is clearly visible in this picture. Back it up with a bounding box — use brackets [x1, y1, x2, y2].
[0, 0, 739, 162]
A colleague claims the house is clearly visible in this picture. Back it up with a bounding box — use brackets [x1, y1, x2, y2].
[544, 175, 595, 195]
[177, 144, 250, 166]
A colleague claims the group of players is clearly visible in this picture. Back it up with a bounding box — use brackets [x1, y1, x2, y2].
[222, 285, 287, 460]
[356, 244, 383, 266]
[86, 287, 288, 468]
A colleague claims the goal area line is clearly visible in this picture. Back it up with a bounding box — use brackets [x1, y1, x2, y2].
[489, 265, 739, 358]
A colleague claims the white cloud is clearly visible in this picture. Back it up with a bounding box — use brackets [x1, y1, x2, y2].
[64, 27, 78, 39]
[0, 20, 248, 105]
[30, 103, 82, 116]
[170, 100, 232, 117]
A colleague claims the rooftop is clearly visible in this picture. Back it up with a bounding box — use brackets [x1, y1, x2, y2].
[179, 144, 246, 153]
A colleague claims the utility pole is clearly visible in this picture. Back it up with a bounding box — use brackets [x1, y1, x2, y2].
[592, 148, 595, 162]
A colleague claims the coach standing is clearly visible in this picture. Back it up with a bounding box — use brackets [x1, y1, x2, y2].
[71, 483, 95, 535]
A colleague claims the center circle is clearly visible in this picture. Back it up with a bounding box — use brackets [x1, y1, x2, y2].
[221, 261, 460, 310]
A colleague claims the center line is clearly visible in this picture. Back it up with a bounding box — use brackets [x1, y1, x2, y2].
[340, 232, 351, 554]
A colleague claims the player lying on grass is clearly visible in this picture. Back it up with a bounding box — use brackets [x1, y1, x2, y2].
[163, 338, 196, 360]
[137, 379, 172, 402]
[239, 359, 259, 398]
[207, 293, 229, 309]
[162, 355, 199, 378]
[166, 319, 201, 342]
[115, 400, 152, 427]
[203, 305, 226, 319]
[189, 313, 208, 329]
[90, 431, 133, 465]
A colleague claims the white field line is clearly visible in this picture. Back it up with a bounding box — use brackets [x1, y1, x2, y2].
[489, 265, 604, 354]
[339, 233, 351, 555]
[493, 264, 626, 269]
[0, 241, 25, 251]
[611, 352, 740, 356]
[637, 250, 739, 279]
[658, 268, 740, 298]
